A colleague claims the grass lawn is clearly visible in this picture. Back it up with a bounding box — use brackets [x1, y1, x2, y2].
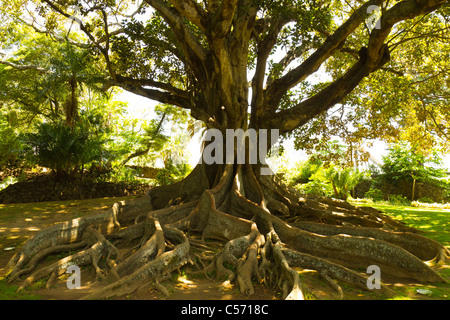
[349, 201, 450, 300]
[351, 201, 450, 247]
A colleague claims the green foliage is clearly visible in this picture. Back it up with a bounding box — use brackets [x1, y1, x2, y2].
[22, 119, 109, 177]
[387, 194, 411, 206]
[416, 196, 434, 204]
[0, 111, 24, 168]
[295, 177, 333, 198]
[0, 25, 106, 127]
[364, 188, 384, 202]
[290, 158, 367, 200]
[321, 166, 366, 200]
[0, 176, 18, 191]
[0, 280, 41, 300]
[154, 160, 191, 186]
[379, 142, 447, 201]
[381, 142, 446, 183]
[292, 7, 450, 155]
[103, 166, 139, 183]
[287, 158, 323, 185]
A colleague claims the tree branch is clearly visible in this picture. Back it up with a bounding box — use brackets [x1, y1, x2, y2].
[266, 42, 314, 88]
[267, 0, 448, 135]
[169, 0, 208, 33]
[264, 0, 384, 109]
[250, 18, 291, 125]
[112, 81, 193, 111]
[267, 51, 382, 135]
[113, 75, 191, 99]
[0, 60, 50, 74]
[144, 0, 208, 81]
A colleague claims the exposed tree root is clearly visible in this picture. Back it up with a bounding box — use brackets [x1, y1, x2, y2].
[81, 227, 190, 300]
[17, 226, 119, 291]
[4, 163, 448, 299]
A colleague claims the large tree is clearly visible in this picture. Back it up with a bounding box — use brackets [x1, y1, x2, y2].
[2, 0, 449, 299]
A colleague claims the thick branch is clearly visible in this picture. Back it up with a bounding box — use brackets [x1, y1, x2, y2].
[266, 0, 448, 134]
[114, 75, 191, 99]
[210, 0, 239, 38]
[169, 0, 208, 33]
[0, 60, 50, 74]
[264, 0, 384, 108]
[266, 48, 386, 134]
[145, 0, 208, 81]
[109, 81, 193, 110]
[251, 18, 291, 126]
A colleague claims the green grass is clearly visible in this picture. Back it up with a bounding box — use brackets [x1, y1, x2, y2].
[0, 280, 42, 300]
[351, 201, 450, 247]
[348, 201, 450, 300]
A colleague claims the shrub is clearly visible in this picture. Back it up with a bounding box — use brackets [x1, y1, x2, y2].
[364, 188, 384, 202]
[289, 159, 323, 185]
[388, 194, 411, 206]
[22, 121, 108, 177]
[155, 161, 191, 186]
[417, 196, 434, 204]
[322, 166, 366, 200]
[295, 179, 332, 197]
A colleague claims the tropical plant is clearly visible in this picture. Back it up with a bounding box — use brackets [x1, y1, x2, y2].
[22, 118, 110, 177]
[322, 166, 366, 200]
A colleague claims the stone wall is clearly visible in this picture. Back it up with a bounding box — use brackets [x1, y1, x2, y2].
[379, 179, 446, 202]
[0, 175, 150, 204]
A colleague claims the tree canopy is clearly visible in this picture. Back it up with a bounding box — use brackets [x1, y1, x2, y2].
[1, 0, 449, 152]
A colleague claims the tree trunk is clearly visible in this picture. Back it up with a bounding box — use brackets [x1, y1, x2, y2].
[3, 144, 448, 299]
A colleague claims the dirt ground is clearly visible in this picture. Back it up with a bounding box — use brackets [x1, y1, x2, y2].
[0, 197, 448, 300]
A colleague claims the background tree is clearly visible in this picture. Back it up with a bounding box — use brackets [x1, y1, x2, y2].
[2, 0, 449, 300]
[379, 142, 447, 201]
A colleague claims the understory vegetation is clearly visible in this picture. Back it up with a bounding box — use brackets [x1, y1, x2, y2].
[276, 141, 450, 206]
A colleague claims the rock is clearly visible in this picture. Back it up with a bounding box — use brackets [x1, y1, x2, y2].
[416, 289, 433, 296]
